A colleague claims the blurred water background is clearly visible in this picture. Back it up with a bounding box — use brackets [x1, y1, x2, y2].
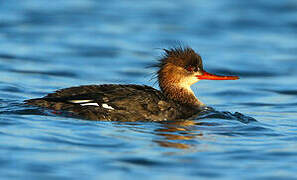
[0, 0, 297, 179]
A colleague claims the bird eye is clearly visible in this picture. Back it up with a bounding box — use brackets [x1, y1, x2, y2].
[186, 66, 194, 72]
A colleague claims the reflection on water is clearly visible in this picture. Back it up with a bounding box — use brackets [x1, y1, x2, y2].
[154, 109, 256, 149]
[155, 120, 203, 149]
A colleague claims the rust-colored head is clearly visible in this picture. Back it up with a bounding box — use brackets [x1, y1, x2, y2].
[157, 47, 239, 85]
[156, 46, 239, 105]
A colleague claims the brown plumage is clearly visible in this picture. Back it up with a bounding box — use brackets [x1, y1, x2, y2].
[25, 46, 239, 121]
[25, 84, 199, 121]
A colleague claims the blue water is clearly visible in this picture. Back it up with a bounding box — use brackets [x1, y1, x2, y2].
[1, 0, 297, 179]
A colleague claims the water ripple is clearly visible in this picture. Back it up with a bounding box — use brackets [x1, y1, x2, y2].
[9, 69, 77, 78]
[117, 158, 163, 167]
[0, 0, 296, 179]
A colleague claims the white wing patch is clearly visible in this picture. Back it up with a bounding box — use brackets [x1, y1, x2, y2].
[68, 100, 114, 110]
[69, 100, 99, 106]
[102, 103, 114, 110]
[69, 100, 93, 103]
[80, 103, 100, 106]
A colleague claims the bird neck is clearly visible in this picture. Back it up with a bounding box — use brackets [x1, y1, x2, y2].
[158, 76, 204, 107]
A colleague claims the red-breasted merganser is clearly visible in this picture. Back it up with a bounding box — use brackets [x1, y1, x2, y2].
[25, 47, 239, 121]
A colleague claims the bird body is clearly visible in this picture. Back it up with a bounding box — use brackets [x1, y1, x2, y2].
[25, 47, 239, 121]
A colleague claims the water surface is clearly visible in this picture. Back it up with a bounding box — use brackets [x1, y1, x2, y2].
[1, 0, 297, 179]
